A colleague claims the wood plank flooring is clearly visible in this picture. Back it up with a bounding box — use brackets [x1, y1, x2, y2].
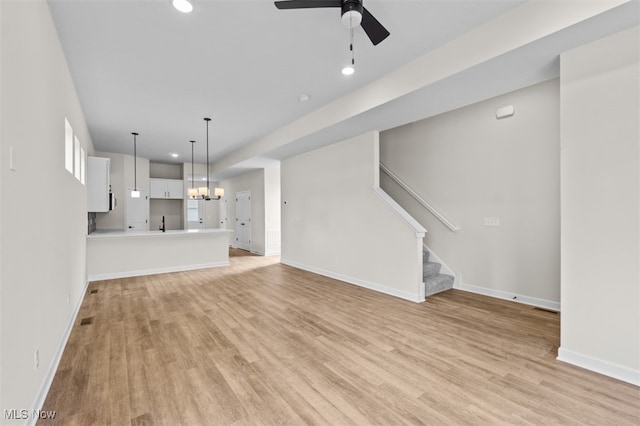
[39, 249, 639, 425]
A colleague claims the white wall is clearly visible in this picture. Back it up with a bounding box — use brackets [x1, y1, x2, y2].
[558, 26, 639, 385]
[149, 162, 182, 179]
[0, 0, 94, 421]
[149, 199, 182, 231]
[264, 166, 281, 256]
[380, 79, 561, 309]
[281, 131, 425, 302]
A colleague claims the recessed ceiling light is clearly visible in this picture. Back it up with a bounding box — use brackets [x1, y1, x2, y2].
[172, 0, 193, 13]
[341, 65, 355, 76]
[170, 153, 179, 158]
[298, 94, 311, 103]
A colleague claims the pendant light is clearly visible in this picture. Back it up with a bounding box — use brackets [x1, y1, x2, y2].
[188, 140, 199, 199]
[131, 132, 140, 198]
[202, 117, 224, 201]
[198, 118, 211, 199]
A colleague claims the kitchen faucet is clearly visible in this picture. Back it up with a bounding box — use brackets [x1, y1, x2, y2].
[160, 215, 165, 232]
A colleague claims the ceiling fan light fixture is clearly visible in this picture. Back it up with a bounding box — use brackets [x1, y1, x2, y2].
[275, 0, 389, 45]
[341, 10, 362, 28]
[172, 0, 193, 13]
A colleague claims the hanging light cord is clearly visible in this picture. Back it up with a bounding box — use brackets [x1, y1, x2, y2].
[350, 14, 355, 67]
[190, 140, 195, 191]
[205, 118, 211, 195]
[132, 132, 138, 191]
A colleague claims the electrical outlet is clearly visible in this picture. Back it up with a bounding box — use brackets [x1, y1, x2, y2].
[34, 349, 39, 371]
[483, 217, 500, 227]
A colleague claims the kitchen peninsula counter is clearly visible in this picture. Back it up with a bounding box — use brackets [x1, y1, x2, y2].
[87, 228, 234, 281]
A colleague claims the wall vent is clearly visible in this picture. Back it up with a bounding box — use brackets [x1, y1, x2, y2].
[80, 317, 94, 325]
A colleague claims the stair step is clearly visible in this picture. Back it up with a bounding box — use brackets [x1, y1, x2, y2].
[423, 261, 441, 278]
[423, 250, 430, 262]
[424, 273, 454, 297]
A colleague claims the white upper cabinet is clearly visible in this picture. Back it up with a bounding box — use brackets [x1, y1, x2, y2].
[87, 156, 110, 212]
[149, 178, 184, 199]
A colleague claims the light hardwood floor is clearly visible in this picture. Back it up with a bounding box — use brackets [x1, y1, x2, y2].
[39, 249, 639, 425]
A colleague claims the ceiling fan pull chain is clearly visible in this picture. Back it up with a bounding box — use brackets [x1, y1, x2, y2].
[350, 25, 355, 66]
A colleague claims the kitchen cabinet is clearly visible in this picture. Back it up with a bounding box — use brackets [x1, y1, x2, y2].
[149, 178, 184, 199]
[87, 156, 111, 212]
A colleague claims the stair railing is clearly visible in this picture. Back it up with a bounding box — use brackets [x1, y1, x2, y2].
[380, 162, 459, 232]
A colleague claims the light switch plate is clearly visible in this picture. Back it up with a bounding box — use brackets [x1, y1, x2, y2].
[9, 146, 16, 171]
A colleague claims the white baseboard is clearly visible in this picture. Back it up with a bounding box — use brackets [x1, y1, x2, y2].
[281, 258, 424, 303]
[454, 281, 560, 311]
[28, 279, 90, 426]
[557, 347, 640, 386]
[88, 261, 229, 281]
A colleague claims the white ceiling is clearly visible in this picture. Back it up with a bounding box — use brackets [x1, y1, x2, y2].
[48, 0, 638, 179]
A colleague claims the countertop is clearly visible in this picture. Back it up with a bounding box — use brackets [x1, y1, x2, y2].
[88, 228, 234, 239]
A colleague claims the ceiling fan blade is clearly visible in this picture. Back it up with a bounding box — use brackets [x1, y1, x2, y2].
[361, 7, 390, 45]
[274, 0, 341, 9]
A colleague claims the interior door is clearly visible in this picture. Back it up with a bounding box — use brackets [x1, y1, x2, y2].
[126, 189, 149, 231]
[187, 199, 203, 230]
[235, 191, 251, 251]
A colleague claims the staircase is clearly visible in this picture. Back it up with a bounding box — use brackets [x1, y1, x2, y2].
[423, 248, 454, 297]
[378, 163, 457, 298]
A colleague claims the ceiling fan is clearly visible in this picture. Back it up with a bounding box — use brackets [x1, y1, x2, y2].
[274, 0, 390, 46]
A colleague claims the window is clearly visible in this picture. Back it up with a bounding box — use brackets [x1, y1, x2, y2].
[74, 135, 81, 180]
[65, 118, 73, 174]
[80, 147, 86, 185]
[65, 117, 86, 184]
